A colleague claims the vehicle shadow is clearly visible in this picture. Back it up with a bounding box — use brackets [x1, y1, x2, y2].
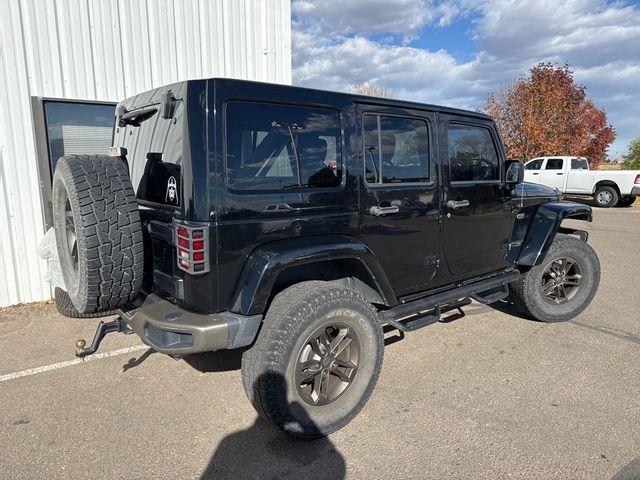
[183, 348, 245, 373]
[489, 300, 537, 321]
[200, 372, 346, 480]
[122, 348, 156, 371]
[611, 454, 640, 480]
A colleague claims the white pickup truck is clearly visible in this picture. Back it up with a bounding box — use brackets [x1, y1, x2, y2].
[524, 156, 640, 207]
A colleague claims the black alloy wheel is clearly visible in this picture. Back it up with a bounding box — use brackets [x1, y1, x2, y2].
[241, 281, 384, 439]
[295, 323, 360, 406]
[508, 234, 600, 322]
[64, 198, 79, 276]
[540, 257, 582, 305]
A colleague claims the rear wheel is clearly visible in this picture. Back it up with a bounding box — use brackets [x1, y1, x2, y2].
[593, 186, 619, 208]
[509, 235, 600, 322]
[241, 281, 383, 439]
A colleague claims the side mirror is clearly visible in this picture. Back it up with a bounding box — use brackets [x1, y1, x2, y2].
[505, 160, 524, 185]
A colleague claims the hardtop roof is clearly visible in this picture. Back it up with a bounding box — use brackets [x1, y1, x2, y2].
[212, 77, 492, 120]
[120, 77, 492, 121]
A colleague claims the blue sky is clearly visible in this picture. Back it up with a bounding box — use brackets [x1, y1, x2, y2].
[292, 0, 640, 158]
[411, 15, 477, 62]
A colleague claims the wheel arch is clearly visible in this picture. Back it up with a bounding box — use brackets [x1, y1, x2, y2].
[593, 179, 621, 196]
[228, 235, 397, 315]
[516, 201, 592, 267]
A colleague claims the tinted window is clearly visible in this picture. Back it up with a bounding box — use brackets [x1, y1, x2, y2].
[363, 114, 429, 184]
[526, 159, 543, 170]
[44, 101, 115, 173]
[571, 158, 589, 170]
[545, 158, 564, 170]
[117, 99, 184, 207]
[448, 125, 499, 182]
[226, 102, 342, 191]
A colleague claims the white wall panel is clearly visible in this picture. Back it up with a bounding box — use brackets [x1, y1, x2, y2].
[0, 0, 291, 306]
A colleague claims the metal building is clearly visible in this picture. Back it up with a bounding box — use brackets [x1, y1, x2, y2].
[0, 0, 292, 307]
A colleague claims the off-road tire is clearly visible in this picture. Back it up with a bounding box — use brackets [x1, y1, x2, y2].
[509, 234, 600, 322]
[241, 281, 384, 440]
[54, 287, 115, 318]
[52, 155, 144, 314]
[593, 186, 619, 208]
[617, 196, 636, 208]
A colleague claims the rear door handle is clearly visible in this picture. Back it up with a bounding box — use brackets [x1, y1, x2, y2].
[532, 172, 540, 175]
[446, 200, 470, 210]
[370, 205, 400, 216]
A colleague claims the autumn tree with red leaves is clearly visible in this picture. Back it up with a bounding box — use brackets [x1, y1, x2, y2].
[485, 63, 616, 167]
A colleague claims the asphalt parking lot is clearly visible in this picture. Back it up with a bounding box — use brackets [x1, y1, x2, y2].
[1, 206, 639, 480]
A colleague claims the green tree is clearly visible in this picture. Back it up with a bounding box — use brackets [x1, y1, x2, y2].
[621, 138, 640, 169]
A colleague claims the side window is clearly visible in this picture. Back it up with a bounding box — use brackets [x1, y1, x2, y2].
[363, 114, 429, 184]
[226, 102, 342, 191]
[448, 124, 500, 182]
[571, 158, 589, 170]
[119, 99, 184, 207]
[525, 159, 543, 170]
[545, 158, 564, 170]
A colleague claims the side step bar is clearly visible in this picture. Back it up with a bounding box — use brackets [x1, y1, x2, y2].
[380, 270, 519, 333]
[383, 299, 472, 333]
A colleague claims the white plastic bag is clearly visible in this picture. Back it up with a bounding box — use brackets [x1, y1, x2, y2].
[37, 228, 67, 290]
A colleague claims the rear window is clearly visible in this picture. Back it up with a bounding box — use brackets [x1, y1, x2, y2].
[225, 102, 342, 191]
[363, 114, 429, 184]
[571, 158, 589, 170]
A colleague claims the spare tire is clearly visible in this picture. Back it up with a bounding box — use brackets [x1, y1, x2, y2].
[52, 155, 144, 314]
[54, 287, 116, 318]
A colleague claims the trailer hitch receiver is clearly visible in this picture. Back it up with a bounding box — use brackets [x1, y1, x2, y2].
[75, 318, 126, 358]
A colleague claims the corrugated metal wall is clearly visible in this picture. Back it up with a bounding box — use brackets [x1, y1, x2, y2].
[0, 0, 291, 306]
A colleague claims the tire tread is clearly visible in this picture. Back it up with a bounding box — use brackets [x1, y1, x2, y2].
[53, 155, 144, 313]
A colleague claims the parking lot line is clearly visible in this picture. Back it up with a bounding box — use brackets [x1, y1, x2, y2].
[0, 345, 147, 383]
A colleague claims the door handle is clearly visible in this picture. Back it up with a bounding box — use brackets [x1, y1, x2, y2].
[532, 172, 540, 175]
[556, 172, 564, 175]
[446, 200, 470, 210]
[370, 205, 400, 216]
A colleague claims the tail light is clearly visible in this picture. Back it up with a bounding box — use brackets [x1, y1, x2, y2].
[175, 223, 209, 274]
[635, 174, 640, 185]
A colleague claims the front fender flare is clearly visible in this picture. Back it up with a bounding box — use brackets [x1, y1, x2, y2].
[517, 201, 592, 267]
[228, 235, 397, 315]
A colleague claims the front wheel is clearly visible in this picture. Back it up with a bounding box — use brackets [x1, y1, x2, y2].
[241, 281, 384, 440]
[509, 234, 600, 322]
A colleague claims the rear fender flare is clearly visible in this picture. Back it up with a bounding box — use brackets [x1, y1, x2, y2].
[229, 235, 397, 315]
[517, 202, 592, 267]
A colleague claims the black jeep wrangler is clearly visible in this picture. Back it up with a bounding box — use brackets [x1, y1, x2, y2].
[52, 78, 600, 439]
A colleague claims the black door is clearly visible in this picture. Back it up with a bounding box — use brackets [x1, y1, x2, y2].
[440, 116, 513, 276]
[357, 105, 441, 295]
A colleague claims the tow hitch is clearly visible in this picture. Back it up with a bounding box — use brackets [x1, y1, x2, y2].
[75, 318, 127, 358]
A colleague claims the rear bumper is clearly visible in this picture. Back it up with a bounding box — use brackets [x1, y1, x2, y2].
[631, 186, 640, 196]
[120, 295, 262, 356]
